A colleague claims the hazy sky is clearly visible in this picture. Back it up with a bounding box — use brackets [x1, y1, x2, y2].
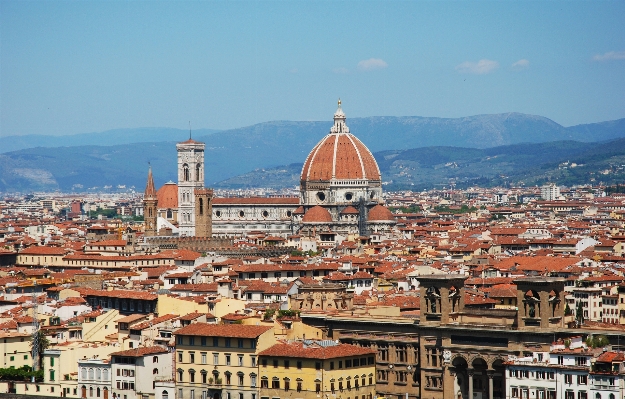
[1, 1, 624, 137]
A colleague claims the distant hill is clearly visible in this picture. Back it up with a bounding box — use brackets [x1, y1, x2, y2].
[215, 138, 625, 190]
[1, 113, 624, 192]
[0, 127, 221, 154]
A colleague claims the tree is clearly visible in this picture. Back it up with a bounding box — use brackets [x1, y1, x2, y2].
[586, 335, 610, 348]
[564, 303, 572, 316]
[30, 330, 50, 370]
[575, 301, 584, 325]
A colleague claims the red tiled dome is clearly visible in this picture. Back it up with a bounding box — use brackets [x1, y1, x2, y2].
[367, 205, 395, 221]
[302, 206, 333, 223]
[340, 206, 359, 215]
[156, 182, 178, 209]
[301, 103, 380, 183]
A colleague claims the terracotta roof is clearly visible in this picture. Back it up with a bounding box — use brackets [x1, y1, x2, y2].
[87, 240, 127, 247]
[301, 109, 381, 182]
[340, 206, 359, 215]
[174, 323, 272, 338]
[111, 346, 168, 357]
[19, 246, 68, 255]
[488, 284, 517, 298]
[81, 289, 157, 301]
[302, 206, 333, 223]
[131, 314, 178, 331]
[179, 312, 215, 321]
[596, 351, 625, 363]
[156, 182, 178, 209]
[368, 205, 395, 221]
[116, 314, 148, 324]
[259, 341, 375, 359]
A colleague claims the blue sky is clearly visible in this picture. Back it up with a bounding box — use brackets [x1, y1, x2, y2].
[1, 1, 624, 136]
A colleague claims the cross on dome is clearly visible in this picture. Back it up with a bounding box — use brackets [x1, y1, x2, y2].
[331, 98, 349, 134]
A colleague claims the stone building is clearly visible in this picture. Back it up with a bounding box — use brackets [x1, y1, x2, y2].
[298, 275, 620, 399]
[289, 283, 354, 311]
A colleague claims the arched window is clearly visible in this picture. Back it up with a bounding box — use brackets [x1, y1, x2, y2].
[153, 356, 159, 363]
[166, 209, 172, 219]
[96, 369, 101, 380]
[103, 369, 109, 381]
[162, 391, 169, 399]
[153, 368, 158, 375]
[199, 198, 204, 215]
[177, 369, 183, 382]
[96, 388, 100, 398]
[183, 164, 190, 181]
[196, 163, 201, 181]
[596, 394, 601, 399]
[81, 368, 87, 380]
[88, 368, 94, 380]
[89, 387, 93, 397]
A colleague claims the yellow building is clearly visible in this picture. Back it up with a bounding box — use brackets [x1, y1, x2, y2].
[0, 331, 32, 369]
[173, 323, 276, 399]
[258, 340, 376, 399]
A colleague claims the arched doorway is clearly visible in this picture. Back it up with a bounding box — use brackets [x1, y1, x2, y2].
[81, 386, 87, 399]
[471, 358, 488, 399]
[452, 356, 469, 399]
[491, 359, 506, 399]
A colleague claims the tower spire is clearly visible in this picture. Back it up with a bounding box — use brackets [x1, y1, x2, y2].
[189, 121, 192, 140]
[145, 164, 156, 199]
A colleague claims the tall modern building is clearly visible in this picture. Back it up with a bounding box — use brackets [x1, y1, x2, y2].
[176, 138, 205, 237]
[541, 183, 561, 201]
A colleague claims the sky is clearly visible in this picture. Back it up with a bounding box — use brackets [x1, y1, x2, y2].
[1, 1, 624, 137]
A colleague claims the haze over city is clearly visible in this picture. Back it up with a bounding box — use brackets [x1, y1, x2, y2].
[1, 1, 624, 137]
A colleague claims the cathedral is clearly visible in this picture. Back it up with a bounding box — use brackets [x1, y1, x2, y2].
[143, 101, 396, 239]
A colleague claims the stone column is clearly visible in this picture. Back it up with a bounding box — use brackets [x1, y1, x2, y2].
[468, 369, 474, 399]
[487, 371, 494, 399]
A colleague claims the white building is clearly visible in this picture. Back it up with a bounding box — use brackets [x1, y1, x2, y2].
[542, 184, 561, 201]
[177, 138, 205, 237]
[78, 358, 112, 399]
[110, 346, 173, 399]
[505, 337, 612, 399]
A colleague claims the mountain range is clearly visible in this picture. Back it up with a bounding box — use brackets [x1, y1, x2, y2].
[217, 138, 625, 190]
[1, 113, 624, 192]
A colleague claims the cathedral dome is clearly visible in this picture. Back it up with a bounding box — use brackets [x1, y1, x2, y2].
[301, 101, 381, 183]
[156, 181, 178, 209]
[302, 206, 333, 223]
[367, 205, 395, 221]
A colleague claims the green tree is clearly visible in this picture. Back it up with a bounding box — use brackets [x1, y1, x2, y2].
[586, 335, 610, 348]
[564, 303, 572, 316]
[31, 330, 50, 370]
[575, 301, 584, 325]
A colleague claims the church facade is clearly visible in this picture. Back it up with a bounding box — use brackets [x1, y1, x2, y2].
[143, 101, 396, 239]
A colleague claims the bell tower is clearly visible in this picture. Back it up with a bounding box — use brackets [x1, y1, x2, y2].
[143, 166, 158, 237]
[194, 188, 213, 238]
[417, 275, 467, 325]
[177, 134, 205, 237]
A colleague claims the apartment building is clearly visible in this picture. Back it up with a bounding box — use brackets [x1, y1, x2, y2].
[258, 340, 376, 399]
[173, 323, 276, 399]
[110, 347, 172, 399]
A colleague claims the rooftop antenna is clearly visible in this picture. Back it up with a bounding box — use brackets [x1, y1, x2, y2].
[189, 121, 192, 140]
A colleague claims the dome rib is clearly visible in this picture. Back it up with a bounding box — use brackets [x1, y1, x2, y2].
[301, 103, 381, 183]
[346, 133, 367, 179]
